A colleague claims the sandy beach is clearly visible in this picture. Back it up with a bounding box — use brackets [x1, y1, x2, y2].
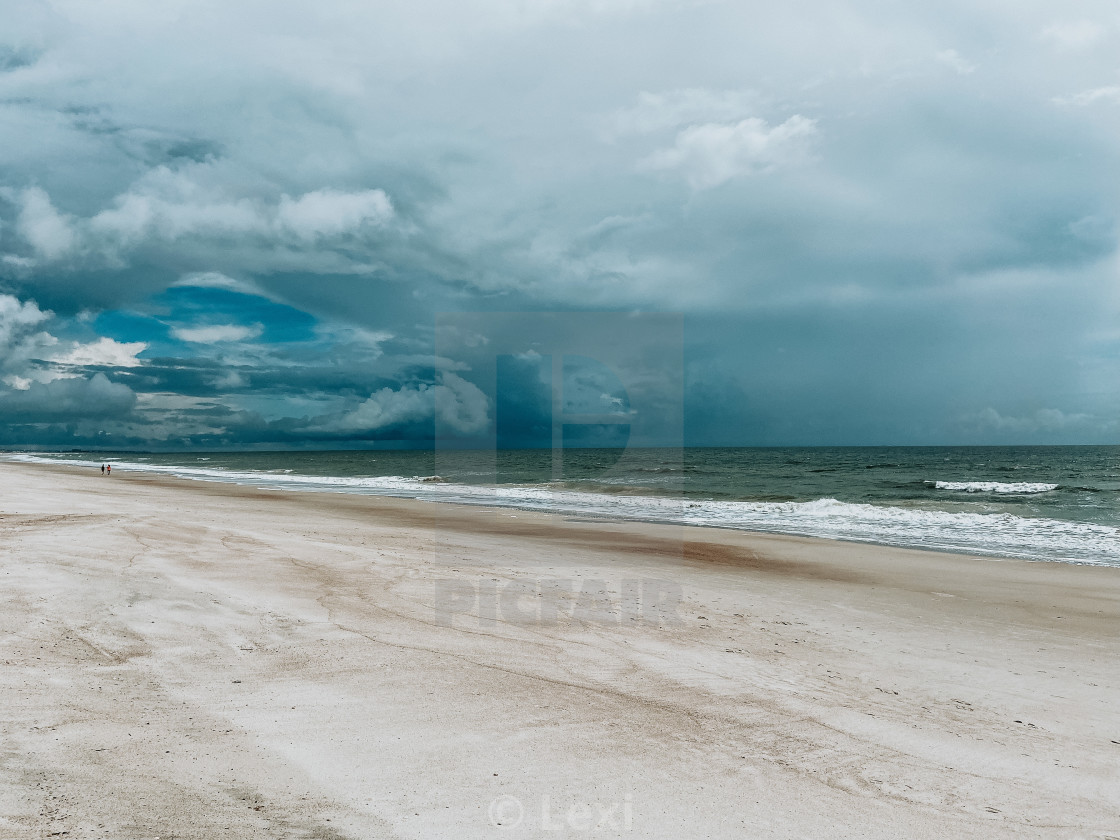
[0, 460, 1117, 839]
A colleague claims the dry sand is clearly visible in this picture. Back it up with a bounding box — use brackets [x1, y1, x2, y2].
[0, 460, 1118, 839]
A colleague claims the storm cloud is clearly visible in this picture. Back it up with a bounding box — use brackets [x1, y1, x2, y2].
[1, 0, 1118, 447]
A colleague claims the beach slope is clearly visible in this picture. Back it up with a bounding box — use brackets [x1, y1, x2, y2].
[1, 462, 1117, 838]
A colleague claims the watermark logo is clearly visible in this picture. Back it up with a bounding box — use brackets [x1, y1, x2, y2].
[488, 794, 525, 829]
[488, 794, 633, 831]
[432, 577, 683, 628]
[428, 312, 688, 626]
[434, 311, 684, 487]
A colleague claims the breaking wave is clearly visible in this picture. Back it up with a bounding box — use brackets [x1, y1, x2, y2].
[931, 481, 1059, 494]
[7, 453, 1119, 566]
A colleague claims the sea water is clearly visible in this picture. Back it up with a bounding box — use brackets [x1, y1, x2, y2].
[8, 446, 1120, 566]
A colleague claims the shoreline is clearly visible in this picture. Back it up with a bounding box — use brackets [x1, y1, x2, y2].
[2, 460, 1118, 837]
[7, 454, 1118, 569]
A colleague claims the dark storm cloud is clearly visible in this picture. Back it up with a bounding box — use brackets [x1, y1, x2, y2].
[1, 0, 1119, 446]
[495, 353, 553, 449]
[0, 373, 135, 421]
[64, 106, 224, 167]
[0, 45, 40, 72]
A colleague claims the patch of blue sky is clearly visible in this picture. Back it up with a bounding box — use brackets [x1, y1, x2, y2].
[152, 286, 318, 345]
[93, 287, 320, 354]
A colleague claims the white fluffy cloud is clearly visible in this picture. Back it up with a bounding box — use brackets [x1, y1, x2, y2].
[275, 189, 393, 239]
[311, 371, 490, 435]
[434, 371, 490, 434]
[0, 293, 50, 348]
[3, 375, 32, 390]
[89, 173, 393, 246]
[171, 323, 264, 343]
[89, 173, 262, 246]
[49, 337, 148, 367]
[10, 187, 78, 261]
[171, 271, 269, 296]
[1, 169, 395, 265]
[95, 172, 390, 242]
[1, 290, 148, 384]
[0, 294, 61, 383]
[326, 384, 432, 433]
[641, 115, 819, 188]
[0, 294, 146, 419]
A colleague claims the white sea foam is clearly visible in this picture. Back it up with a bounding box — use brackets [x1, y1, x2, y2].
[932, 481, 1058, 494]
[6, 453, 1118, 566]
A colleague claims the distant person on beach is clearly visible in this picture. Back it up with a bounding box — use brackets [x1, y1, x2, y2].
[106, 464, 111, 476]
[101, 464, 105, 475]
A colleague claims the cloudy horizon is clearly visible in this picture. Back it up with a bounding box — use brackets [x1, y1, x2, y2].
[2, 0, 1119, 449]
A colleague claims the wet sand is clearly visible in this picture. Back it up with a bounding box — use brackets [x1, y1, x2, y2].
[1, 460, 1118, 838]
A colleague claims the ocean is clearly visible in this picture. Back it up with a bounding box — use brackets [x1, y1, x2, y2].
[7, 446, 1120, 567]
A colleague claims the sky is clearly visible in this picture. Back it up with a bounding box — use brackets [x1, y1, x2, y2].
[1, 0, 1119, 449]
